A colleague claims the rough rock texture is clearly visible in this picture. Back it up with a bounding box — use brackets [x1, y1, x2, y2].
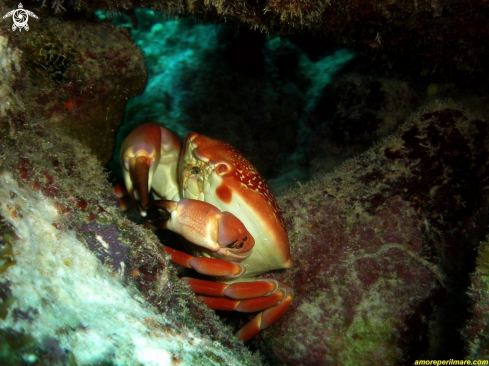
[1, 0, 146, 164]
[308, 72, 422, 175]
[2, 1, 489, 365]
[253, 101, 489, 365]
[0, 3, 260, 364]
[463, 235, 489, 360]
[0, 171, 258, 366]
[68, 0, 489, 78]
[0, 125, 261, 366]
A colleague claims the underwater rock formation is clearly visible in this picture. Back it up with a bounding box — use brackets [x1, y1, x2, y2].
[463, 235, 489, 360]
[0, 1, 146, 164]
[0, 125, 261, 365]
[2, 2, 489, 365]
[0, 4, 259, 365]
[73, 0, 489, 77]
[0, 171, 259, 365]
[257, 101, 489, 364]
[308, 72, 422, 175]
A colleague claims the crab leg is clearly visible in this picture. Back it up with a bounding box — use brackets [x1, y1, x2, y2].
[163, 245, 246, 279]
[197, 292, 285, 312]
[185, 276, 293, 342]
[163, 245, 293, 342]
[182, 277, 280, 299]
[235, 291, 293, 342]
[194, 279, 293, 342]
[113, 183, 134, 211]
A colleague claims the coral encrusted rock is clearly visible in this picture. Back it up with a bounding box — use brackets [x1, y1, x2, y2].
[254, 101, 489, 365]
[1, 1, 147, 164]
[0, 3, 259, 364]
[0, 126, 261, 365]
[463, 235, 489, 360]
[75, 0, 489, 78]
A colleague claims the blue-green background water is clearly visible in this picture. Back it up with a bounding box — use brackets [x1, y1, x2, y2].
[102, 9, 356, 193]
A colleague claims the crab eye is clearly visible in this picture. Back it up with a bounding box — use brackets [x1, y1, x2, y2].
[216, 164, 229, 175]
[190, 167, 200, 175]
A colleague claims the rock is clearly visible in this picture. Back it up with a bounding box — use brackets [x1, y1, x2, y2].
[308, 72, 422, 175]
[0, 129, 261, 365]
[75, 0, 489, 77]
[1, 2, 147, 164]
[0, 4, 260, 364]
[255, 101, 489, 364]
[463, 235, 489, 360]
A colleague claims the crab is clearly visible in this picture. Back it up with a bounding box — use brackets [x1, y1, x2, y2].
[119, 123, 293, 342]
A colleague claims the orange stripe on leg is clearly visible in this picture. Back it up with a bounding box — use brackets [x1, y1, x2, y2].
[223, 280, 278, 300]
[235, 292, 284, 312]
[162, 247, 246, 278]
[188, 257, 245, 278]
[113, 184, 128, 198]
[260, 294, 293, 329]
[162, 246, 193, 268]
[197, 296, 240, 311]
[235, 293, 294, 342]
[182, 278, 281, 300]
[235, 313, 263, 342]
[182, 277, 228, 297]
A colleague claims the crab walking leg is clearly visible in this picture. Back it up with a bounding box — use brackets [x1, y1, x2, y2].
[182, 277, 280, 300]
[113, 183, 128, 199]
[235, 290, 294, 342]
[193, 280, 294, 342]
[197, 292, 285, 312]
[113, 183, 134, 211]
[162, 246, 293, 341]
[162, 245, 246, 279]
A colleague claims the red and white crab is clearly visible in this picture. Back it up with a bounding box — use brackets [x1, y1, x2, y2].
[119, 123, 293, 342]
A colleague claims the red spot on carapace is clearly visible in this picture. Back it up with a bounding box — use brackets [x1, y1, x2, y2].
[216, 184, 232, 203]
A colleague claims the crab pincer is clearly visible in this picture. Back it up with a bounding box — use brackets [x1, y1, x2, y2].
[120, 123, 181, 216]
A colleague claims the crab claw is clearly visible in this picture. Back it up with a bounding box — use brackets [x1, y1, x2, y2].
[120, 123, 181, 216]
[147, 198, 255, 261]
